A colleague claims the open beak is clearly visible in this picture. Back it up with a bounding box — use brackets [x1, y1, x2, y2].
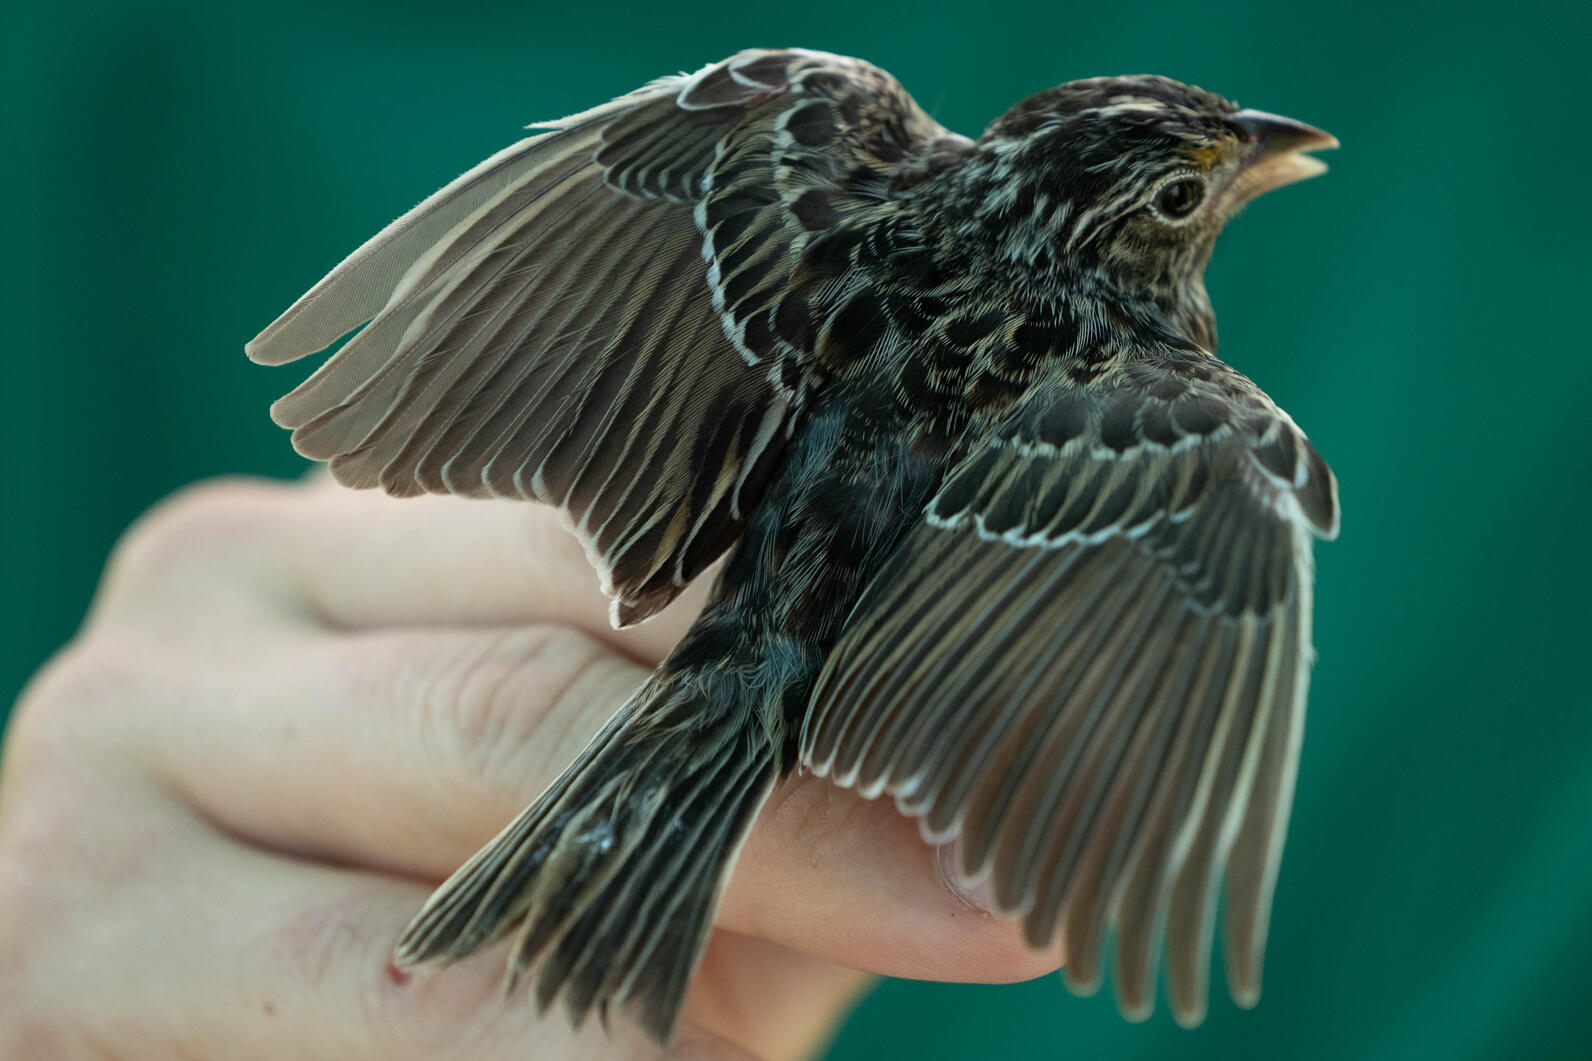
[1229, 108, 1338, 201]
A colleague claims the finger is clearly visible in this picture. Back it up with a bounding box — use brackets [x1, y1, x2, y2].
[282, 478, 715, 659]
[129, 623, 1062, 985]
[722, 780, 1065, 984]
[134, 623, 647, 879]
[684, 932, 874, 1061]
[4, 761, 839, 1060]
[94, 476, 709, 662]
[13, 790, 680, 1059]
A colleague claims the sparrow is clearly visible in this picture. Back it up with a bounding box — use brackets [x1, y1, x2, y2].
[246, 47, 1340, 1043]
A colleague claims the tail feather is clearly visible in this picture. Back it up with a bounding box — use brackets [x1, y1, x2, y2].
[608, 754, 772, 1020]
[549, 748, 770, 1025]
[394, 671, 779, 1043]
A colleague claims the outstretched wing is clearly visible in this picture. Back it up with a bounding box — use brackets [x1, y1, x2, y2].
[803, 352, 1338, 1025]
[247, 48, 957, 625]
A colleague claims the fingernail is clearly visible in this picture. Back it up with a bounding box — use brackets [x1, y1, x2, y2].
[935, 842, 998, 914]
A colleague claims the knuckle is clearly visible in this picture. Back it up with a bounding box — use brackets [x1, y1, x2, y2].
[100, 476, 291, 599]
[0, 862, 34, 1021]
[414, 626, 627, 800]
[0, 705, 104, 1046]
[0, 676, 194, 1058]
[0, 910, 60, 1055]
[2, 648, 171, 887]
[5, 643, 138, 755]
[266, 894, 524, 1059]
[268, 893, 381, 1002]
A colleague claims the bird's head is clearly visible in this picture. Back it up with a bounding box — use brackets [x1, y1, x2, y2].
[943, 75, 1335, 347]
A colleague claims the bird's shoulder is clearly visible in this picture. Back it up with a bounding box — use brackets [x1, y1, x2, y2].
[936, 343, 1340, 543]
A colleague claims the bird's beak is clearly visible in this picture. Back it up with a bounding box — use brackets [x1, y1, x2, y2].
[1229, 108, 1338, 201]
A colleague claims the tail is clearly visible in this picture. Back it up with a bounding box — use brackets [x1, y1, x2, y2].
[393, 665, 781, 1042]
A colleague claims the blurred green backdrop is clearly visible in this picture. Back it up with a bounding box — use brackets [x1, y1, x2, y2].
[5, 0, 1590, 1057]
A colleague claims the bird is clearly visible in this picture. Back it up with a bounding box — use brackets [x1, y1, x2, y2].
[245, 47, 1340, 1044]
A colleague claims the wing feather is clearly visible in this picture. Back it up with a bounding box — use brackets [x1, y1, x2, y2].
[804, 359, 1337, 1024]
[248, 48, 958, 623]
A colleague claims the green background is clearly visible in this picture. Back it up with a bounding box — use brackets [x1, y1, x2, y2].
[5, 0, 1590, 1057]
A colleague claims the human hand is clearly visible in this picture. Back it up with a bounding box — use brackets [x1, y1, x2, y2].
[0, 476, 1061, 1060]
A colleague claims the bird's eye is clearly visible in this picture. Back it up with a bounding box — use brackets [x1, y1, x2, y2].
[1152, 177, 1205, 221]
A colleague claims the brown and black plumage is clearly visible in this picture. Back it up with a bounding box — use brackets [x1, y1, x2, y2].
[247, 48, 1340, 1041]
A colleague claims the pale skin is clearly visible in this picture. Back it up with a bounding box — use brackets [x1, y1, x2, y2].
[0, 474, 1064, 1060]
